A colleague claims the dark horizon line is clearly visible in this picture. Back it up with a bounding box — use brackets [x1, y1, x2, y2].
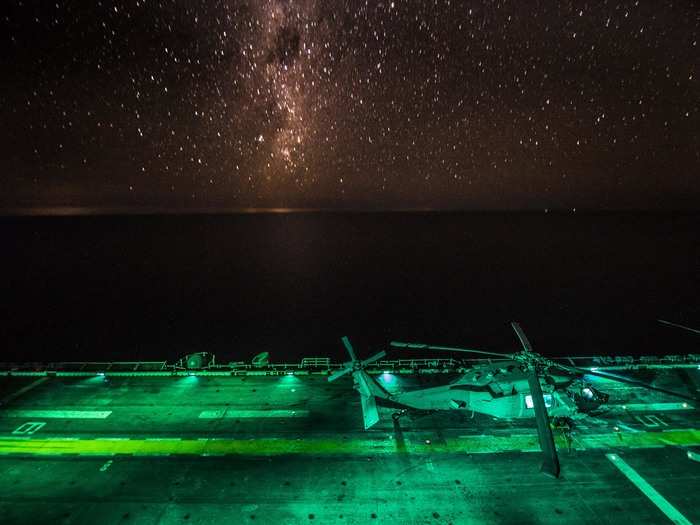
[2, 206, 700, 217]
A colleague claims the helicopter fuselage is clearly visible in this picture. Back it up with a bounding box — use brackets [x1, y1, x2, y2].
[373, 362, 586, 420]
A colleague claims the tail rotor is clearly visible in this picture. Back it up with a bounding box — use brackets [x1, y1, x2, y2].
[328, 336, 386, 382]
[329, 337, 387, 429]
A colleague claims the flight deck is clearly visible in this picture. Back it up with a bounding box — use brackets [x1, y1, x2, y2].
[1, 354, 699, 524]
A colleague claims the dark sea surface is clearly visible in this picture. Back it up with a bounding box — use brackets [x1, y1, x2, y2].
[1, 212, 698, 364]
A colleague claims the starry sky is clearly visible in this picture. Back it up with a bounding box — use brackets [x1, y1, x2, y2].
[1, 0, 698, 211]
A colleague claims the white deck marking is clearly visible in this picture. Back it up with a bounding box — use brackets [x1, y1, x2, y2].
[12, 422, 46, 435]
[99, 460, 113, 472]
[613, 403, 694, 412]
[198, 409, 309, 418]
[1, 410, 112, 419]
[634, 415, 669, 428]
[606, 453, 692, 525]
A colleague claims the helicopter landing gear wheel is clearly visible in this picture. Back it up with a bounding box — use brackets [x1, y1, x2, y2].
[392, 410, 407, 421]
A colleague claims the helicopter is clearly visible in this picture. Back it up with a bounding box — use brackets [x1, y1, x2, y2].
[329, 322, 697, 478]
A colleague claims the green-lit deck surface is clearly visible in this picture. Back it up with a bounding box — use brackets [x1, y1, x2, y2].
[1, 372, 699, 524]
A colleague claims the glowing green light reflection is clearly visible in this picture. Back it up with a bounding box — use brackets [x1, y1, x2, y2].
[379, 373, 397, 386]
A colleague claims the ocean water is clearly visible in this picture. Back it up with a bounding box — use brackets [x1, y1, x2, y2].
[1, 212, 698, 364]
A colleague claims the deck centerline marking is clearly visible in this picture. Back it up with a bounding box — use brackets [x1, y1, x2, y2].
[605, 453, 693, 525]
[198, 409, 309, 418]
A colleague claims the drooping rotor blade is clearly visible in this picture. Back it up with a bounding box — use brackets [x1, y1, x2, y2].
[511, 322, 533, 352]
[361, 350, 387, 368]
[658, 319, 700, 335]
[570, 367, 697, 402]
[328, 367, 353, 382]
[527, 371, 560, 478]
[341, 336, 358, 362]
[390, 341, 512, 359]
[536, 357, 697, 402]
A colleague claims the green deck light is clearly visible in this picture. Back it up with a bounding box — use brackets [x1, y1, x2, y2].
[280, 373, 300, 385]
[179, 374, 199, 386]
[83, 375, 107, 384]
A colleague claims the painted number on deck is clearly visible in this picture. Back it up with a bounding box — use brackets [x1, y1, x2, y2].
[633, 415, 669, 428]
[12, 422, 46, 435]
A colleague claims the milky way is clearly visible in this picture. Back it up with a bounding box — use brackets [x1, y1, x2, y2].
[1, 1, 698, 210]
[246, 1, 323, 176]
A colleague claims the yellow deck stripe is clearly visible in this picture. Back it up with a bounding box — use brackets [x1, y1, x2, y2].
[0, 429, 698, 457]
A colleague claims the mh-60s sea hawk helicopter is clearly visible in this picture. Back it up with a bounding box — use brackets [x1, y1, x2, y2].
[330, 322, 696, 478]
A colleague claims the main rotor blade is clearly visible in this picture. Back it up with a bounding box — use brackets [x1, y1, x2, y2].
[390, 341, 512, 359]
[511, 322, 533, 352]
[527, 371, 560, 478]
[328, 367, 353, 382]
[361, 350, 386, 367]
[657, 319, 700, 335]
[341, 336, 358, 362]
[573, 367, 697, 402]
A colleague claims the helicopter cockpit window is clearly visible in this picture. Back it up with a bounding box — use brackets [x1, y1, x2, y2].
[525, 394, 553, 409]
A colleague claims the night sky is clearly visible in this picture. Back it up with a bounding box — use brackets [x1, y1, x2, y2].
[2, 1, 698, 211]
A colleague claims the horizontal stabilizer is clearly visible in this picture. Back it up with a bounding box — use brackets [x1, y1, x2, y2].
[360, 392, 379, 429]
